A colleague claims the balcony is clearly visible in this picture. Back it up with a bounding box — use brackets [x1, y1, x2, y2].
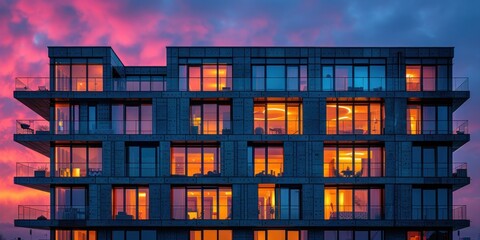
[406, 120, 469, 134]
[17, 205, 88, 220]
[16, 120, 49, 134]
[325, 205, 383, 220]
[16, 162, 50, 177]
[412, 205, 467, 220]
[15, 120, 154, 135]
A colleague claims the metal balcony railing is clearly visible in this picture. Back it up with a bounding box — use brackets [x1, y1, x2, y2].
[113, 205, 149, 220]
[407, 120, 468, 134]
[16, 162, 50, 177]
[15, 120, 153, 135]
[325, 205, 384, 220]
[17, 205, 50, 220]
[411, 205, 467, 220]
[15, 77, 49, 91]
[323, 163, 384, 177]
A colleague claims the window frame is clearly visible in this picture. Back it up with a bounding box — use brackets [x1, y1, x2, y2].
[126, 143, 159, 177]
[258, 184, 301, 220]
[179, 64, 232, 91]
[326, 101, 384, 135]
[248, 143, 284, 177]
[112, 186, 149, 220]
[406, 104, 450, 134]
[171, 186, 232, 220]
[54, 58, 103, 92]
[190, 100, 232, 135]
[324, 145, 385, 178]
[252, 64, 308, 91]
[170, 142, 221, 177]
[321, 63, 386, 91]
[324, 187, 384, 220]
[253, 100, 303, 135]
[54, 186, 88, 220]
[111, 102, 153, 134]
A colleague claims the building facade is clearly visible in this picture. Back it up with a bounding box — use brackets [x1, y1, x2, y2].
[14, 46, 470, 240]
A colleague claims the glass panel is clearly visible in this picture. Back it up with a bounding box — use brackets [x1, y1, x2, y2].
[370, 231, 382, 240]
[326, 104, 337, 134]
[412, 188, 421, 219]
[113, 188, 124, 218]
[338, 147, 353, 177]
[355, 147, 368, 177]
[339, 231, 353, 240]
[354, 190, 368, 219]
[258, 185, 275, 219]
[56, 146, 71, 177]
[338, 104, 352, 134]
[370, 104, 381, 134]
[370, 147, 382, 177]
[423, 189, 436, 219]
[287, 105, 300, 134]
[190, 231, 201, 240]
[88, 106, 96, 133]
[290, 189, 300, 219]
[187, 147, 202, 176]
[141, 147, 155, 177]
[287, 66, 299, 91]
[354, 66, 368, 90]
[126, 231, 139, 240]
[88, 64, 103, 91]
[55, 103, 70, 134]
[287, 231, 299, 240]
[172, 188, 185, 219]
[407, 105, 421, 134]
[56, 187, 71, 218]
[203, 104, 217, 134]
[354, 105, 368, 134]
[324, 231, 337, 240]
[437, 106, 448, 134]
[268, 230, 285, 240]
[219, 105, 231, 134]
[203, 65, 218, 91]
[370, 189, 382, 219]
[73, 230, 87, 240]
[423, 66, 436, 91]
[204, 230, 217, 240]
[322, 66, 334, 91]
[423, 148, 435, 177]
[370, 65, 385, 91]
[112, 231, 124, 240]
[219, 230, 232, 240]
[335, 66, 352, 91]
[141, 230, 156, 240]
[254, 104, 266, 134]
[88, 147, 103, 175]
[407, 232, 421, 240]
[189, 66, 201, 91]
[324, 188, 337, 219]
[412, 146, 421, 176]
[438, 188, 448, 219]
[190, 105, 201, 134]
[255, 231, 266, 240]
[267, 103, 285, 134]
[266, 65, 285, 91]
[423, 106, 436, 134]
[406, 66, 421, 91]
[355, 231, 368, 240]
[72, 147, 86, 177]
[72, 188, 86, 219]
[338, 189, 353, 219]
[218, 65, 232, 90]
[203, 147, 218, 175]
[126, 106, 139, 134]
[437, 65, 448, 91]
[128, 146, 140, 177]
[88, 231, 97, 240]
[55, 64, 71, 91]
[300, 65, 307, 91]
[279, 188, 290, 219]
[125, 189, 136, 219]
[171, 147, 185, 175]
[179, 65, 187, 91]
[268, 147, 283, 177]
[203, 189, 217, 219]
[253, 66, 265, 91]
[219, 188, 232, 219]
[112, 104, 124, 134]
[72, 64, 87, 91]
[138, 188, 149, 220]
[437, 146, 448, 177]
[254, 147, 266, 176]
[324, 147, 337, 177]
[187, 188, 201, 219]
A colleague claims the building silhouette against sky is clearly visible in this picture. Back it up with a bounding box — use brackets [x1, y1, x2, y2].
[13, 46, 470, 240]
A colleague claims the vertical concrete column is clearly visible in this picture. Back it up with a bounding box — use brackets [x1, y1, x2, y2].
[89, 184, 98, 219]
[236, 141, 248, 176]
[149, 184, 161, 220]
[296, 142, 307, 177]
[232, 98, 245, 135]
[318, 98, 327, 135]
[178, 98, 190, 134]
[384, 184, 395, 220]
[159, 142, 170, 177]
[99, 184, 112, 220]
[302, 184, 314, 220]
[113, 141, 125, 176]
[221, 141, 234, 176]
[384, 141, 396, 177]
[167, 98, 178, 135]
[396, 142, 412, 177]
[155, 98, 168, 134]
[303, 98, 321, 135]
[311, 142, 324, 177]
[283, 142, 294, 177]
[313, 184, 325, 220]
[246, 184, 258, 220]
[159, 184, 171, 220]
[102, 141, 111, 177]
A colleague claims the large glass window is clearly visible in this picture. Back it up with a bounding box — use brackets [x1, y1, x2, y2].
[412, 188, 449, 220]
[252, 65, 307, 91]
[111, 103, 152, 134]
[412, 145, 450, 177]
[325, 187, 383, 220]
[171, 186, 232, 220]
[258, 184, 300, 220]
[324, 230, 383, 240]
[54, 59, 103, 91]
[55, 230, 96, 240]
[254, 100, 302, 135]
[254, 230, 308, 240]
[324, 146, 384, 177]
[127, 144, 158, 177]
[179, 64, 232, 91]
[406, 65, 446, 91]
[55, 187, 87, 220]
[248, 144, 284, 177]
[322, 64, 385, 91]
[112, 187, 149, 220]
[327, 102, 383, 134]
[407, 105, 449, 134]
[190, 230, 232, 240]
[113, 75, 166, 91]
[55, 145, 102, 177]
[171, 143, 220, 176]
[190, 101, 231, 134]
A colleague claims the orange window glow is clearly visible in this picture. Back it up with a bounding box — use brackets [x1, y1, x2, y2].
[406, 66, 421, 91]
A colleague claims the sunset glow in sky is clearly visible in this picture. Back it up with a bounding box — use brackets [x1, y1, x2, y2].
[1, 0, 479, 238]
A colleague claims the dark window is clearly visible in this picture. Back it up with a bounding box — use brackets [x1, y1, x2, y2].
[127, 144, 158, 177]
[252, 65, 307, 91]
[55, 187, 87, 220]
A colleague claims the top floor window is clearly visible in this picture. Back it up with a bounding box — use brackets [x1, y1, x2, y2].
[253, 65, 307, 91]
[54, 58, 103, 91]
[113, 75, 166, 91]
[179, 64, 232, 91]
[406, 65, 449, 91]
[322, 64, 385, 91]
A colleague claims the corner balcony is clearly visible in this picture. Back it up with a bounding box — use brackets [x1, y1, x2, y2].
[14, 120, 50, 156]
[406, 120, 469, 150]
[14, 77, 51, 119]
[453, 163, 469, 190]
[15, 205, 88, 229]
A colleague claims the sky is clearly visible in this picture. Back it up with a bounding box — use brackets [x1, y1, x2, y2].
[0, 0, 479, 239]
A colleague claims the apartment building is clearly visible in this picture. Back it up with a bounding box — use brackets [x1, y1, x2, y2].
[13, 46, 470, 240]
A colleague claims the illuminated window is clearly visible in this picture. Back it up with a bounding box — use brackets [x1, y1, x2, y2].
[254, 230, 308, 240]
[171, 186, 232, 220]
[258, 184, 300, 220]
[190, 230, 232, 240]
[327, 102, 383, 134]
[127, 144, 158, 177]
[407, 105, 449, 134]
[112, 187, 149, 220]
[324, 230, 383, 240]
[406, 65, 446, 91]
[54, 59, 103, 91]
[254, 100, 302, 135]
[55, 144, 102, 177]
[324, 146, 384, 178]
[407, 231, 449, 240]
[190, 101, 231, 134]
[55, 187, 86, 220]
[412, 188, 449, 220]
[179, 64, 232, 91]
[322, 64, 385, 91]
[248, 144, 284, 177]
[325, 187, 383, 220]
[171, 143, 220, 176]
[252, 65, 307, 91]
[55, 230, 96, 240]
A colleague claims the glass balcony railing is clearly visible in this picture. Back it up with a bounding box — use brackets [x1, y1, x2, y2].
[412, 205, 467, 220]
[15, 77, 49, 91]
[16, 162, 50, 177]
[17, 205, 50, 220]
[16, 120, 49, 134]
[258, 204, 300, 220]
[406, 120, 468, 134]
[326, 120, 384, 135]
[55, 205, 88, 220]
[15, 120, 153, 135]
[325, 205, 383, 220]
[453, 162, 468, 177]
